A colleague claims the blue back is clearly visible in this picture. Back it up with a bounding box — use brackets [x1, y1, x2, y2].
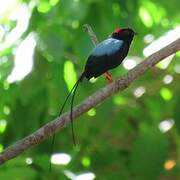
[91, 38, 123, 56]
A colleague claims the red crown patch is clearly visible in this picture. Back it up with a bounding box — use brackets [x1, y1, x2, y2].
[114, 27, 122, 33]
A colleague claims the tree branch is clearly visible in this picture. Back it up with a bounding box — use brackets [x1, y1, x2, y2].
[0, 29, 180, 165]
[83, 24, 99, 45]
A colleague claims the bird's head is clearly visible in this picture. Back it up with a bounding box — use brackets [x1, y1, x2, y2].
[112, 27, 137, 43]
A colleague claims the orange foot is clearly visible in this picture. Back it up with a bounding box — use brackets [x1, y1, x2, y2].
[104, 72, 113, 83]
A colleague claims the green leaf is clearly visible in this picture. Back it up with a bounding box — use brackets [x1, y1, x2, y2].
[63, 60, 77, 91]
[0, 166, 37, 180]
[160, 87, 173, 101]
[139, 6, 153, 27]
[130, 128, 168, 180]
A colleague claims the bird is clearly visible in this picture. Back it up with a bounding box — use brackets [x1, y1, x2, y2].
[52, 27, 136, 154]
[49, 27, 136, 171]
[83, 27, 136, 83]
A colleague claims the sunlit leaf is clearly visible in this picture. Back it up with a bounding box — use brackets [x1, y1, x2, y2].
[37, 1, 52, 13]
[176, 51, 180, 57]
[72, 20, 80, 29]
[63, 60, 77, 92]
[50, 0, 60, 6]
[139, 7, 153, 27]
[160, 87, 173, 101]
[139, 1, 166, 27]
[87, 108, 96, 116]
[3, 105, 10, 115]
[0, 119, 7, 133]
[144, 1, 166, 24]
[82, 157, 91, 167]
[113, 95, 127, 105]
[156, 55, 174, 69]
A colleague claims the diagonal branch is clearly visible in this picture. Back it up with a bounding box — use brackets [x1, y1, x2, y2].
[0, 30, 180, 165]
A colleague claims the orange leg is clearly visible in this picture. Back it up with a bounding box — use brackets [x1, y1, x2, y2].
[104, 71, 113, 83]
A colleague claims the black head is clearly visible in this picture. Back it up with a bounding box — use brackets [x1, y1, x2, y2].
[112, 27, 136, 44]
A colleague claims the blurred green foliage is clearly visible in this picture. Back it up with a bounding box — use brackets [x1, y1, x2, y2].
[0, 0, 180, 179]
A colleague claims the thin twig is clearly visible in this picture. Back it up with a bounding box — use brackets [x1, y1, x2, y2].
[0, 26, 180, 165]
[83, 24, 99, 45]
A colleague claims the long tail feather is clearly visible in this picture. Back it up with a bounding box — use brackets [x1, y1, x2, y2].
[70, 72, 85, 145]
[49, 82, 77, 171]
[49, 72, 85, 171]
[70, 81, 80, 145]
